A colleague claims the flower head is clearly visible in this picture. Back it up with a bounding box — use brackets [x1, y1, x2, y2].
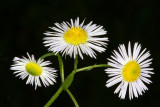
[43, 17, 108, 59]
[105, 42, 154, 100]
[10, 53, 57, 89]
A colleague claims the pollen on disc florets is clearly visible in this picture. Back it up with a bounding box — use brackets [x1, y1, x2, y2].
[122, 61, 141, 82]
[64, 27, 88, 45]
[25, 62, 42, 76]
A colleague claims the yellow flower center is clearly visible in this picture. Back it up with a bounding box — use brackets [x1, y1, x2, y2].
[64, 27, 88, 45]
[25, 62, 42, 76]
[122, 61, 141, 82]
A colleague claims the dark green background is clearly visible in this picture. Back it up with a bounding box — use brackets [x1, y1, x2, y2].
[1, 0, 160, 107]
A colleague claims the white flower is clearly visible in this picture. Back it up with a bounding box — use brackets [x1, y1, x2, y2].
[105, 42, 154, 100]
[43, 17, 108, 59]
[10, 53, 57, 89]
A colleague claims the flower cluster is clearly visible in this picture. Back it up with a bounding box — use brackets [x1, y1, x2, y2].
[10, 17, 154, 105]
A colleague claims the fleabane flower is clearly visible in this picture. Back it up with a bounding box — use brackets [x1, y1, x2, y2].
[10, 53, 57, 89]
[43, 17, 108, 59]
[105, 42, 154, 100]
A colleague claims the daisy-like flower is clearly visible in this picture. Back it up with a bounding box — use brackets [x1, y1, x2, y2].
[10, 53, 57, 89]
[105, 42, 154, 100]
[43, 17, 108, 59]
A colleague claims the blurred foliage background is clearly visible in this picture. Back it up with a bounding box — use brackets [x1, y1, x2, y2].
[1, 0, 160, 107]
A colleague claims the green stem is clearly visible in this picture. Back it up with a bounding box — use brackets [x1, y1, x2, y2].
[61, 55, 78, 90]
[66, 89, 79, 107]
[76, 64, 111, 73]
[74, 55, 78, 73]
[40, 53, 55, 59]
[41, 54, 110, 107]
[44, 87, 63, 107]
[40, 53, 64, 83]
[57, 54, 79, 107]
[41, 53, 79, 107]
[57, 53, 64, 82]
